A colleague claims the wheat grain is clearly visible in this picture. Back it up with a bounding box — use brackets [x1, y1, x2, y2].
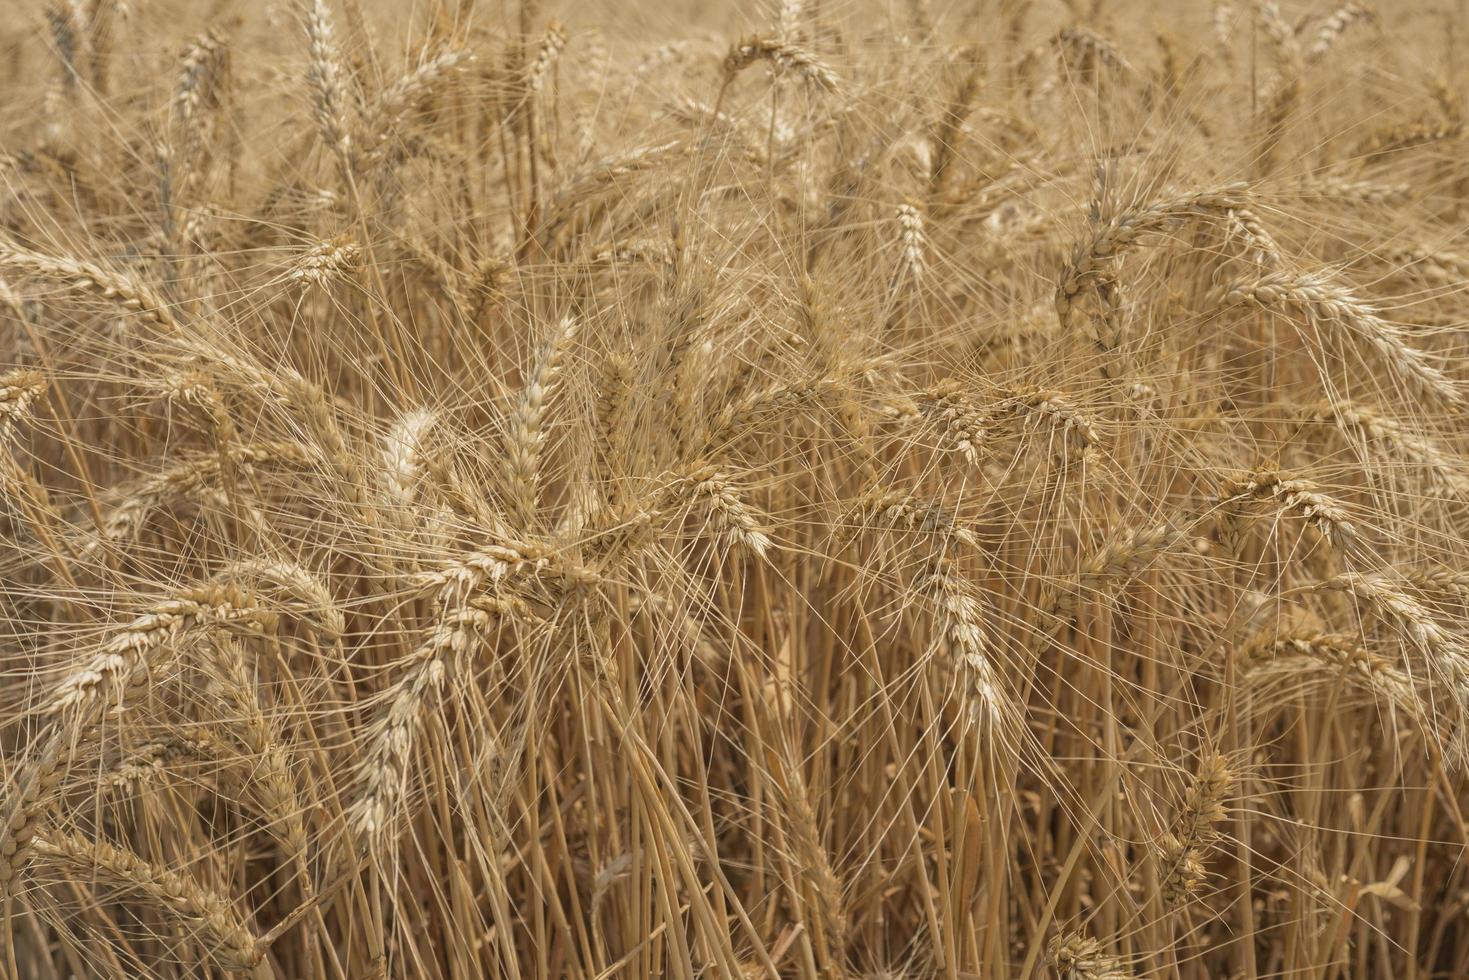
[1000, 387, 1101, 454]
[527, 21, 568, 94]
[1303, 399, 1469, 496]
[381, 407, 437, 508]
[916, 380, 987, 465]
[849, 488, 980, 551]
[1294, 175, 1411, 206]
[1315, 572, 1469, 689]
[1055, 184, 1250, 331]
[895, 201, 926, 285]
[1243, 630, 1425, 720]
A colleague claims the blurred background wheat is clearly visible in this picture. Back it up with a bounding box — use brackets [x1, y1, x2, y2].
[1, 0, 1468, 977]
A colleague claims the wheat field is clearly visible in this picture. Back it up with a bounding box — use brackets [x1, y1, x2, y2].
[2, 0, 1469, 977]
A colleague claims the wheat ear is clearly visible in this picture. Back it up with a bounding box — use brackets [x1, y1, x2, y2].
[500, 317, 577, 526]
[1223, 270, 1462, 403]
[31, 831, 265, 974]
[1159, 754, 1232, 908]
[0, 240, 179, 330]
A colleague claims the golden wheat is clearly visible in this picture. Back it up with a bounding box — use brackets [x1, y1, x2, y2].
[4, 1, 1469, 977]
